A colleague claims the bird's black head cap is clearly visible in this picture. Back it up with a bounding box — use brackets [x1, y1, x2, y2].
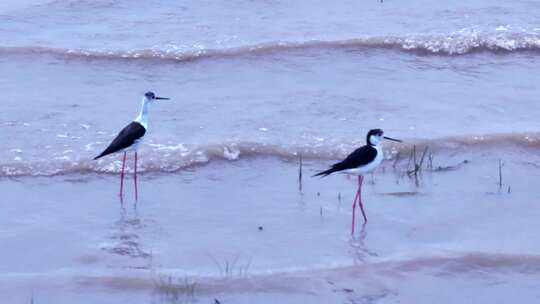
[144, 91, 156, 99]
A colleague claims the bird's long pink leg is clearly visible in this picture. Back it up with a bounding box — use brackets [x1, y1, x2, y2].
[134, 152, 138, 201]
[351, 181, 360, 235]
[358, 175, 368, 223]
[119, 152, 127, 197]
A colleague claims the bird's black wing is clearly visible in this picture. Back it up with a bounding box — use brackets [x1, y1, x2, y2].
[313, 145, 377, 177]
[94, 122, 146, 160]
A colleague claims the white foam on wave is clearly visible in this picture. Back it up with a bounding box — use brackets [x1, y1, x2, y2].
[2, 27, 540, 63]
[223, 145, 241, 160]
[149, 143, 188, 152]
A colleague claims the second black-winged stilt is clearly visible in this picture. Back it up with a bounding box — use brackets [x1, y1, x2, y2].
[94, 91, 170, 199]
[313, 129, 402, 234]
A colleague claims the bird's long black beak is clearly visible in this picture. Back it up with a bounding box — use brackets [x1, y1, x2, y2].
[155, 97, 170, 100]
[383, 136, 402, 143]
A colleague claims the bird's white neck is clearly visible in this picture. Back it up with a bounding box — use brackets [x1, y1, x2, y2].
[370, 137, 384, 154]
[135, 97, 151, 129]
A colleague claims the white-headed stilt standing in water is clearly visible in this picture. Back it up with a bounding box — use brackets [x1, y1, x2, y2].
[94, 91, 170, 199]
[313, 129, 402, 234]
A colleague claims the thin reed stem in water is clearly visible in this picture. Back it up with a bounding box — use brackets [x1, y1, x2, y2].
[298, 153, 303, 192]
[498, 159, 503, 192]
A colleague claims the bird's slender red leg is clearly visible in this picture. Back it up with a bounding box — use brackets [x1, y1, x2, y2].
[351, 180, 360, 235]
[134, 152, 138, 201]
[119, 152, 127, 197]
[358, 175, 368, 223]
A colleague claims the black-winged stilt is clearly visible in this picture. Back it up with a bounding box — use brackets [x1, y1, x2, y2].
[313, 129, 402, 234]
[94, 91, 170, 199]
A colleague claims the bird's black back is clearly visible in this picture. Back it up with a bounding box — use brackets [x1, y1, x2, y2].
[94, 121, 146, 159]
[313, 145, 377, 177]
[333, 145, 378, 171]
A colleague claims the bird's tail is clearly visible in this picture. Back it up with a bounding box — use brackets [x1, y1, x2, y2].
[312, 167, 338, 177]
[93, 152, 106, 160]
[93, 147, 115, 160]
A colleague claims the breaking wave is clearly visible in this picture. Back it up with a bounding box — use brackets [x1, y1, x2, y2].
[1, 133, 539, 177]
[1, 31, 540, 63]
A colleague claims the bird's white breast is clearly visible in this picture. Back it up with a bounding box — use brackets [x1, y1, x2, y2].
[129, 137, 144, 151]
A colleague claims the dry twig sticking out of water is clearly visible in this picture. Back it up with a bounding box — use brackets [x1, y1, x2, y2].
[497, 159, 512, 194]
[404, 145, 430, 186]
[498, 159, 504, 192]
[210, 255, 252, 278]
[153, 275, 197, 303]
[407, 146, 429, 176]
[298, 153, 303, 192]
[428, 152, 434, 171]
